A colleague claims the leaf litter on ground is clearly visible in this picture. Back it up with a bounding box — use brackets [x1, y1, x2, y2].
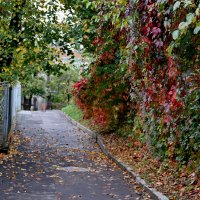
[101, 133, 200, 200]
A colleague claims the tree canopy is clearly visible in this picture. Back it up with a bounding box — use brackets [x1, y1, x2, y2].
[0, 0, 72, 82]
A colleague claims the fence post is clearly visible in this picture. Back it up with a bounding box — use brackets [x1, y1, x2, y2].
[0, 82, 21, 150]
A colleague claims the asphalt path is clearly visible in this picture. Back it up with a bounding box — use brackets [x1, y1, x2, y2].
[0, 110, 152, 200]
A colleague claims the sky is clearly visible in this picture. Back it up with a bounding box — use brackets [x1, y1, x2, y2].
[37, 0, 67, 23]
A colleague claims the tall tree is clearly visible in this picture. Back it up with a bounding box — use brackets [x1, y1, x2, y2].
[0, 0, 71, 82]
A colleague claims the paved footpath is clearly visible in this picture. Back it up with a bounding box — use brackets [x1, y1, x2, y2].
[0, 110, 152, 200]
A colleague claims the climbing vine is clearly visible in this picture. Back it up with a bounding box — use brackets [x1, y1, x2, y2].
[67, 0, 199, 168]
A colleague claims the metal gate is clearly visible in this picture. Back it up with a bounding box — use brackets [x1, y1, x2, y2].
[0, 82, 11, 150]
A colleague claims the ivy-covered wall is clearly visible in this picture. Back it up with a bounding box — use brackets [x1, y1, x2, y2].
[72, 0, 199, 169]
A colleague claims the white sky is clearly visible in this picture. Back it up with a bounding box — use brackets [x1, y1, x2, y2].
[37, 0, 67, 23]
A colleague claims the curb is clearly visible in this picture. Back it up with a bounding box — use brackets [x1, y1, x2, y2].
[60, 112, 97, 139]
[97, 135, 169, 200]
[61, 111, 169, 200]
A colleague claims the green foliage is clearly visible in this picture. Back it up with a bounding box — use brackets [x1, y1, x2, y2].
[62, 101, 83, 122]
[64, 0, 199, 170]
[0, 0, 71, 82]
[176, 89, 200, 165]
[49, 66, 80, 108]
[22, 76, 46, 98]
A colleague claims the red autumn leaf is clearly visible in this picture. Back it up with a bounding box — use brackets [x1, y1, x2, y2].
[151, 27, 161, 38]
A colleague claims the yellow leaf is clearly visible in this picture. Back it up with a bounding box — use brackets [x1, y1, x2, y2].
[69, 38, 74, 44]
[34, 48, 41, 53]
[49, 61, 55, 65]
[2, 67, 9, 72]
[16, 47, 22, 52]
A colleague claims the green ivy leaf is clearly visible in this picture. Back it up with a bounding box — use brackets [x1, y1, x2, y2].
[173, 1, 181, 11]
[178, 22, 189, 30]
[172, 30, 180, 40]
[186, 13, 194, 24]
[86, 2, 92, 9]
[194, 26, 200, 34]
[166, 44, 174, 55]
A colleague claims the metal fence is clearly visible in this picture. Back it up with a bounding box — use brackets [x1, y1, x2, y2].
[0, 82, 21, 150]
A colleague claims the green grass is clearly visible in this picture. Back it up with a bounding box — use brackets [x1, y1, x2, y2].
[62, 102, 83, 122]
[62, 101, 99, 131]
